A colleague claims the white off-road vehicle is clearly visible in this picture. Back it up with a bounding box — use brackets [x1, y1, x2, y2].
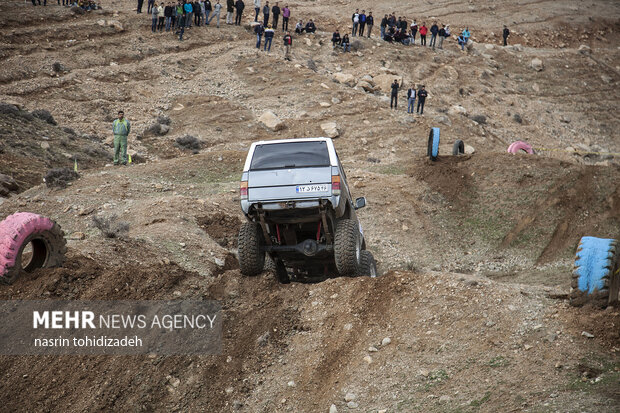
[238, 138, 376, 283]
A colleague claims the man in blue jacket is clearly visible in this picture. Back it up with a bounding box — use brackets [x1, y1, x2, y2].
[429, 22, 439, 49]
[359, 10, 366, 36]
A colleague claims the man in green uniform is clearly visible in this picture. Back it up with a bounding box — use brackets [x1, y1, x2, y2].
[112, 110, 131, 165]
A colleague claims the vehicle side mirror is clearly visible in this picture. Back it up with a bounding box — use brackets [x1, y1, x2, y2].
[354, 197, 366, 210]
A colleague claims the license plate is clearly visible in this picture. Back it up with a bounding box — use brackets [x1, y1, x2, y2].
[296, 184, 329, 193]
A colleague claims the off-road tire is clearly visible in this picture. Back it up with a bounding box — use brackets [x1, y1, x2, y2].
[237, 222, 265, 276]
[507, 141, 535, 154]
[275, 259, 290, 284]
[427, 127, 440, 161]
[357, 250, 378, 278]
[0, 212, 67, 285]
[570, 237, 619, 307]
[334, 219, 361, 277]
[452, 139, 465, 155]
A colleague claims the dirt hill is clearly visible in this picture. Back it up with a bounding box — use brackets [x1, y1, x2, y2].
[0, 0, 618, 412]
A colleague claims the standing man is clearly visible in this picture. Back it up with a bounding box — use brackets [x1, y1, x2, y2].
[271, 2, 280, 30]
[437, 24, 446, 49]
[262, 1, 270, 26]
[351, 9, 359, 36]
[359, 10, 366, 37]
[366, 12, 373, 38]
[164, 1, 174, 29]
[264, 25, 275, 51]
[430, 21, 439, 49]
[113, 111, 131, 166]
[503, 25, 510, 46]
[137, 0, 144, 13]
[410, 19, 418, 44]
[208, 0, 221, 27]
[253, 0, 260, 22]
[226, 0, 234, 24]
[281, 4, 290, 31]
[419, 22, 427, 46]
[184, 0, 193, 27]
[283, 31, 292, 60]
[151, 3, 159, 32]
[407, 85, 416, 114]
[204, 0, 212, 24]
[416, 85, 428, 115]
[255, 21, 265, 48]
[380, 14, 387, 39]
[147, 0, 154, 13]
[235, 0, 244, 25]
[390, 79, 400, 109]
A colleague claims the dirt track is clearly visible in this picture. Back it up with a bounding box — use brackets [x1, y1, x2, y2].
[0, 0, 619, 411]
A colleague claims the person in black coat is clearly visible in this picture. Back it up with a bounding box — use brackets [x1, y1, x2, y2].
[366, 12, 374, 38]
[331, 29, 341, 48]
[390, 79, 400, 109]
[417, 85, 428, 114]
[271, 2, 280, 29]
[305, 19, 316, 33]
[235, 0, 244, 25]
[503, 25, 510, 46]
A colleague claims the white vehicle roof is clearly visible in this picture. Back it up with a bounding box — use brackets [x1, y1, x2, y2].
[243, 137, 337, 171]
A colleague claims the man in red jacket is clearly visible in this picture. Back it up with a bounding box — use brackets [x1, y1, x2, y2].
[419, 22, 428, 46]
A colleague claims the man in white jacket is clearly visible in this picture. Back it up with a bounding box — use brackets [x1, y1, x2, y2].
[253, 0, 260, 22]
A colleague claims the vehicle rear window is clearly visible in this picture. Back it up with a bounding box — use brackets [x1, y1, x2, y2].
[250, 141, 330, 170]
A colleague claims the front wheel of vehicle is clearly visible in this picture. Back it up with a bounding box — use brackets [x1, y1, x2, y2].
[238, 222, 265, 276]
[334, 219, 361, 277]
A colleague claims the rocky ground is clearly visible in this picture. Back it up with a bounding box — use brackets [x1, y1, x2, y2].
[0, 0, 619, 412]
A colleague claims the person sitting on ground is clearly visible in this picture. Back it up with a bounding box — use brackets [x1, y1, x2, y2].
[384, 26, 395, 42]
[332, 29, 341, 48]
[305, 19, 316, 33]
[341, 34, 351, 52]
[394, 28, 406, 44]
[295, 19, 304, 34]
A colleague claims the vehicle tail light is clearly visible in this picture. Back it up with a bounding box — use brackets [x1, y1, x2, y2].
[331, 175, 341, 195]
[240, 181, 248, 199]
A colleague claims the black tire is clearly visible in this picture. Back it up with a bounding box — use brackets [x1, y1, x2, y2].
[0, 214, 66, 285]
[357, 250, 378, 278]
[237, 222, 265, 276]
[452, 139, 465, 155]
[334, 219, 361, 277]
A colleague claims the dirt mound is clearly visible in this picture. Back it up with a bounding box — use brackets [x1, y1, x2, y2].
[198, 212, 242, 248]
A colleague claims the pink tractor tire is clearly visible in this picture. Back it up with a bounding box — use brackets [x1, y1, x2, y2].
[507, 141, 535, 154]
[0, 212, 67, 285]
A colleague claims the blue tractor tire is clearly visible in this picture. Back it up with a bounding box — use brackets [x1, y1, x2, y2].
[427, 127, 440, 161]
[570, 236, 619, 308]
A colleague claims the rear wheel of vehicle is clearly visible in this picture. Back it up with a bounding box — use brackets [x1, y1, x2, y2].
[357, 250, 378, 278]
[334, 219, 361, 277]
[238, 222, 265, 276]
[275, 259, 290, 284]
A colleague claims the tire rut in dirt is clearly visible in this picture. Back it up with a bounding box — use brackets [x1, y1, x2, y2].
[237, 222, 265, 276]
